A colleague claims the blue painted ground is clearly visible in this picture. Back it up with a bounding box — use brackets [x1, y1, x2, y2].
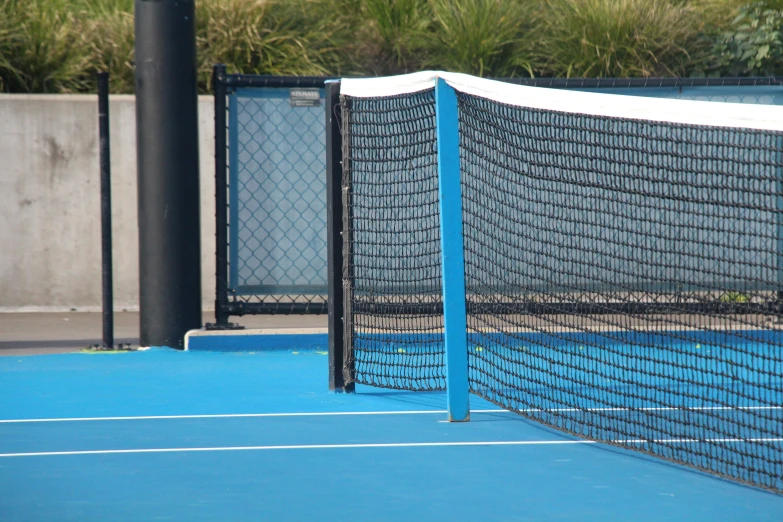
[0, 348, 782, 521]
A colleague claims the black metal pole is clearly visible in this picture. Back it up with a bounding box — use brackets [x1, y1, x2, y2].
[213, 64, 230, 327]
[98, 72, 114, 349]
[135, 0, 202, 348]
[326, 81, 352, 392]
[778, 135, 783, 316]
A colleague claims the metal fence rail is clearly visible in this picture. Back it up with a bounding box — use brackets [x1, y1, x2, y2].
[212, 65, 783, 328]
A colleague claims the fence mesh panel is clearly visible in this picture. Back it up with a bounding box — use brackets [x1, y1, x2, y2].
[223, 87, 328, 315]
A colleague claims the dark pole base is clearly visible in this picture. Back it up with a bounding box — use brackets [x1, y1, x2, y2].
[135, 0, 202, 348]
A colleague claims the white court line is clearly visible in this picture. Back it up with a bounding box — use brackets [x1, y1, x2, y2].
[0, 440, 594, 457]
[1, 405, 779, 424]
[2, 438, 782, 458]
[0, 410, 509, 424]
[517, 406, 783, 413]
[622, 439, 783, 444]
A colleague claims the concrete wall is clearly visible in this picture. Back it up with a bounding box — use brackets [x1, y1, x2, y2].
[0, 95, 216, 312]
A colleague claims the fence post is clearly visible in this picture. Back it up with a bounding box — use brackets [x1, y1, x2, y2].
[98, 72, 114, 349]
[213, 64, 231, 328]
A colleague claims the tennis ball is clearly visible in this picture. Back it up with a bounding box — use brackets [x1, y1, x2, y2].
[696, 344, 701, 349]
[397, 348, 406, 353]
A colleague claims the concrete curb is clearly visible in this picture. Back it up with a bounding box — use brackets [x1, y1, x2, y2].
[184, 328, 328, 352]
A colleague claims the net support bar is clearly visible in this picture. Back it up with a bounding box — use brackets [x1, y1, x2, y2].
[326, 80, 351, 392]
[435, 78, 470, 422]
[778, 137, 783, 307]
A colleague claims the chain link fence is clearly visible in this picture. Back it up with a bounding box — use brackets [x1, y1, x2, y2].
[212, 66, 334, 327]
[212, 66, 783, 328]
[230, 89, 327, 294]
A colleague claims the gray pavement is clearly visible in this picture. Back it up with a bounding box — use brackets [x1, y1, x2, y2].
[0, 312, 327, 356]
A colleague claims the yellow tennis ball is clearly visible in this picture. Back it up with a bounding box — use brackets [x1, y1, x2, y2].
[397, 348, 406, 353]
[476, 346, 483, 352]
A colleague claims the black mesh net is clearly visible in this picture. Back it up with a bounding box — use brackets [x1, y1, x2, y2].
[457, 91, 783, 492]
[341, 90, 445, 390]
[338, 83, 783, 492]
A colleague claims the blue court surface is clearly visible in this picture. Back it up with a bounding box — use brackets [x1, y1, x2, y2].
[1, 343, 782, 521]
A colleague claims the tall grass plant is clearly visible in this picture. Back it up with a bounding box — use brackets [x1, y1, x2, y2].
[359, 0, 431, 74]
[532, 0, 709, 78]
[426, 0, 535, 77]
[0, 0, 93, 93]
[79, 0, 135, 93]
[196, 0, 354, 91]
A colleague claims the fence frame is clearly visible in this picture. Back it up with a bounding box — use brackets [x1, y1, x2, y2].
[211, 64, 336, 327]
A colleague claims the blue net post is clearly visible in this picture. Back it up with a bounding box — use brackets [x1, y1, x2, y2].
[435, 78, 470, 422]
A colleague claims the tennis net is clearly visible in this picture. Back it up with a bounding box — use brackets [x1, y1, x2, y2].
[335, 72, 783, 492]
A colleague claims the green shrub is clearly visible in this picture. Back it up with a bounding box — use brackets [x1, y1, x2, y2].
[359, 0, 431, 74]
[0, 0, 93, 93]
[533, 0, 709, 78]
[0, 3, 22, 92]
[196, 0, 357, 91]
[426, 0, 534, 77]
[709, 1, 783, 76]
[0, 0, 776, 93]
[80, 0, 135, 94]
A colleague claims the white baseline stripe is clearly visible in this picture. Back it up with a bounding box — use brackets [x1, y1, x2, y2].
[2, 438, 782, 458]
[0, 440, 592, 458]
[0, 410, 507, 424]
[2, 405, 778, 424]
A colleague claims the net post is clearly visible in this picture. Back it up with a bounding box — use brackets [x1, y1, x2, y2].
[213, 64, 231, 327]
[326, 80, 352, 392]
[341, 97, 357, 389]
[98, 72, 114, 349]
[435, 78, 470, 422]
[777, 135, 783, 315]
